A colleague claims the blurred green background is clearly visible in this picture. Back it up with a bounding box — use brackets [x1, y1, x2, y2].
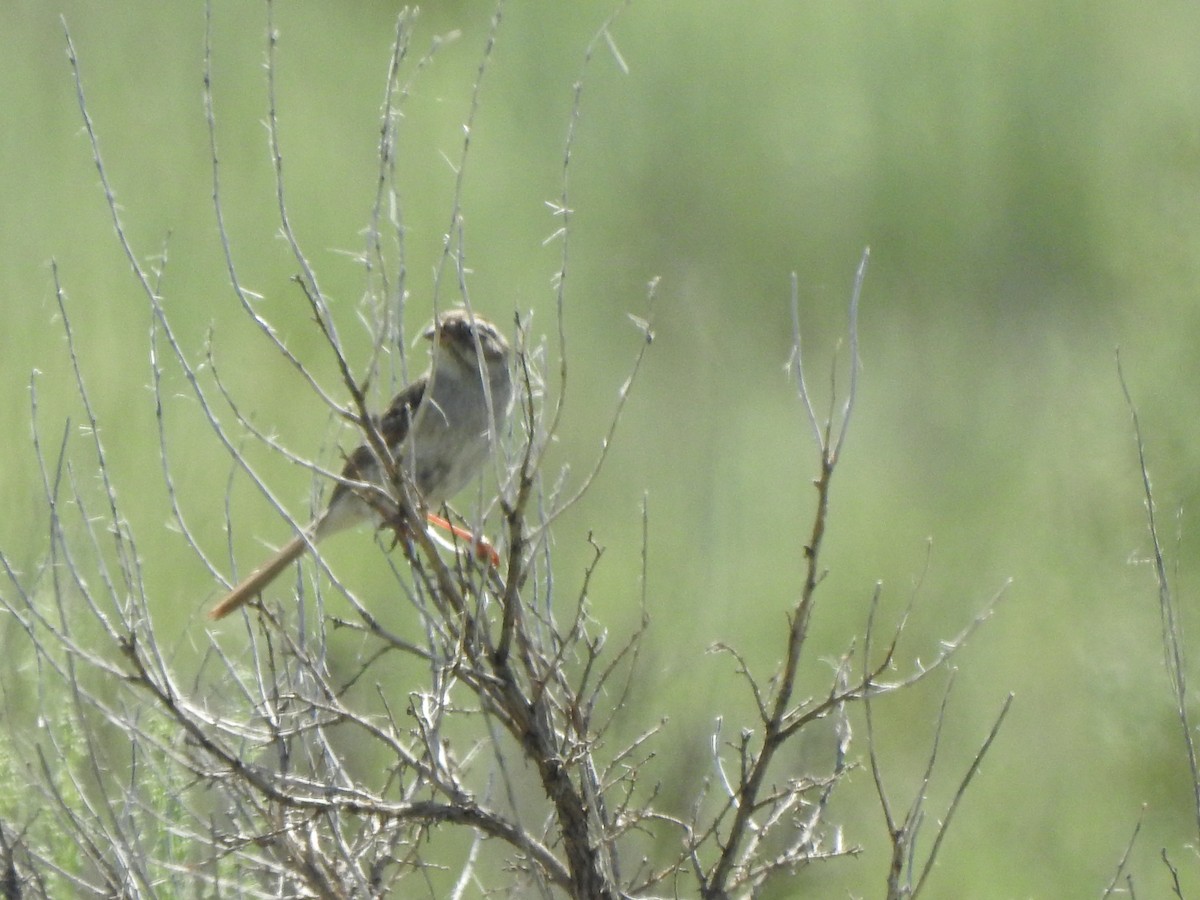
[5, 0, 1200, 896]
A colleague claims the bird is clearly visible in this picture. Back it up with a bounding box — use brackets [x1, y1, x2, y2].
[208, 308, 512, 620]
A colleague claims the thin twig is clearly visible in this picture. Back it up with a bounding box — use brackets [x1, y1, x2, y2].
[1101, 807, 1145, 899]
[1117, 351, 1200, 839]
[912, 693, 1012, 896]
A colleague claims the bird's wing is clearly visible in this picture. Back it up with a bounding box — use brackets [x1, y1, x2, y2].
[334, 378, 427, 494]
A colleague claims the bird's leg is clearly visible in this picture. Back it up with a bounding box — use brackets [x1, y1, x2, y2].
[425, 512, 501, 567]
[376, 506, 499, 568]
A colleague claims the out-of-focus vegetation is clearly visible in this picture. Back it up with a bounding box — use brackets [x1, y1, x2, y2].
[4, 1, 1200, 895]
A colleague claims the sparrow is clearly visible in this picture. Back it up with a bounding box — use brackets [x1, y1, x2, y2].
[208, 308, 512, 620]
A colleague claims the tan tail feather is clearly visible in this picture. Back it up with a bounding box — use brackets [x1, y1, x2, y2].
[208, 533, 311, 620]
[208, 507, 494, 621]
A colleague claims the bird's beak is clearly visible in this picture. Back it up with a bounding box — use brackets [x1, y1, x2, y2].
[420, 322, 439, 344]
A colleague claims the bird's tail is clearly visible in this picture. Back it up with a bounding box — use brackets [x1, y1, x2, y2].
[208, 533, 311, 620]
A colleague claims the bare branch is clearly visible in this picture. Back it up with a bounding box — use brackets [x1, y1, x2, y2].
[1117, 352, 1200, 841]
[1101, 807, 1146, 899]
[912, 692, 1012, 896]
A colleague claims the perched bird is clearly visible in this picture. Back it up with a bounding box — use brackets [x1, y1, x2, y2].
[208, 308, 512, 620]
